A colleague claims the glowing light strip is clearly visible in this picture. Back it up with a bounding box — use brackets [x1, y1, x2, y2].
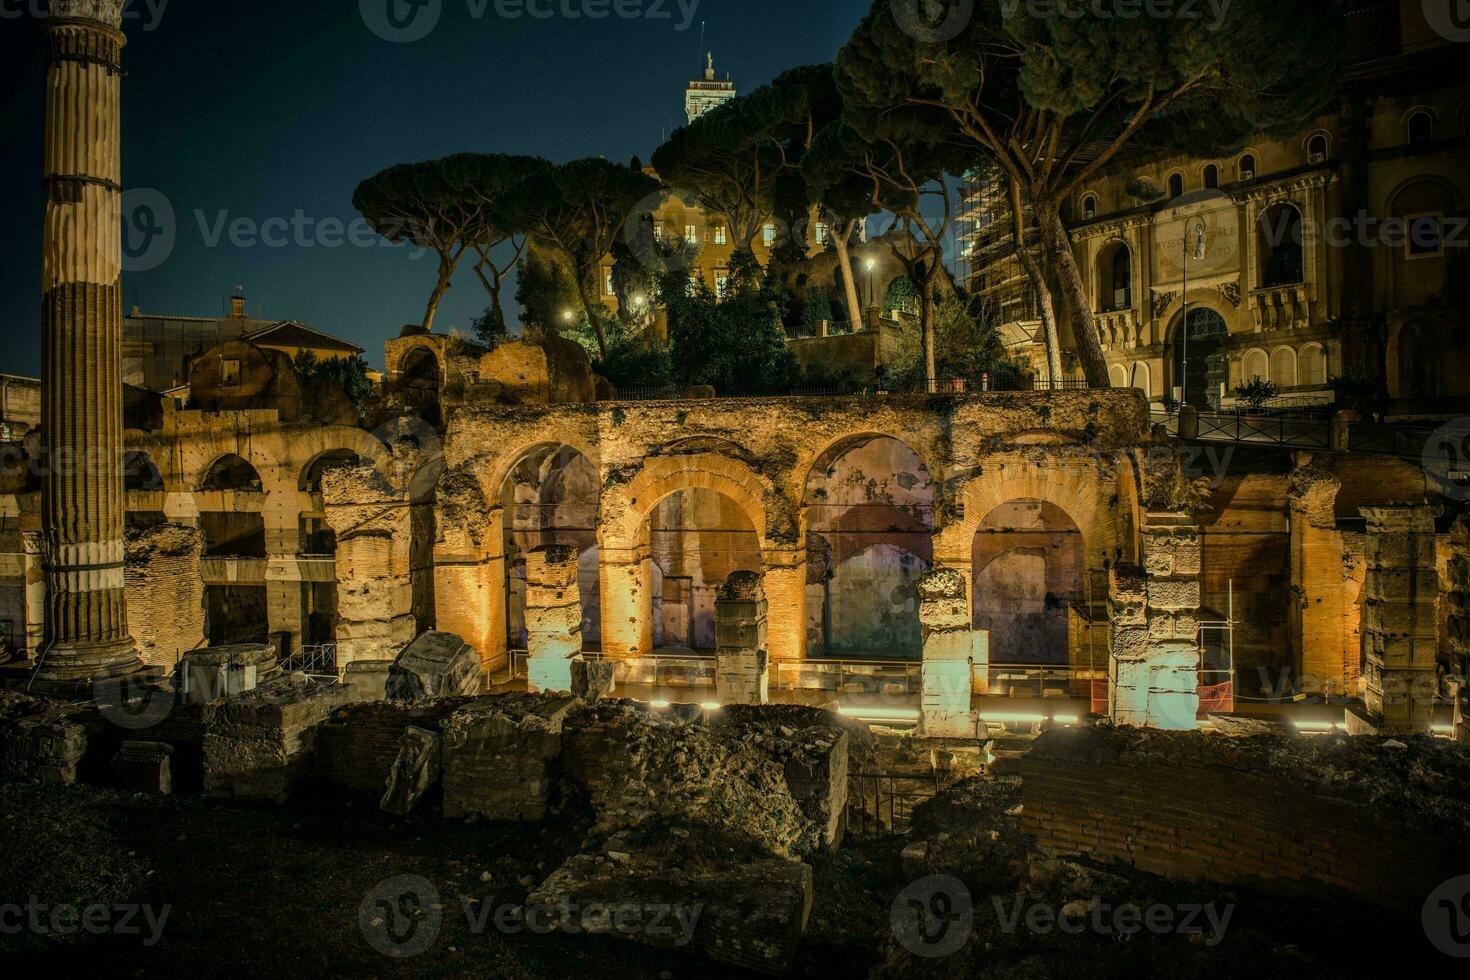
[837, 707, 921, 720]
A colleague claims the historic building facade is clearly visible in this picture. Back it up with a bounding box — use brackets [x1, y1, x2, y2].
[960, 0, 1469, 416]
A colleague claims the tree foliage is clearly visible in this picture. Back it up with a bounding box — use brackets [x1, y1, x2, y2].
[293, 351, 374, 418]
[667, 264, 801, 397]
[500, 158, 659, 359]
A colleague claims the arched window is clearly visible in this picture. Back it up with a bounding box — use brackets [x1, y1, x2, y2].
[1270, 347, 1297, 389]
[1299, 344, 1327, 386]
[1242, 349, 1270, 384]
[1098, 241, 1133, 312]
[1109, 364, 1128, 389]
[1203, 165, 1219, 190]
[1307, 134, 1328, 162]
[1168, 173, 1184, 198]
[1238, 154, 1256, 179]
[1130, 362, 1151, 397]
[1081, 194, 1097, 218]
[1258, 203, 1305, 287]
[1407, 110, 1433, 147]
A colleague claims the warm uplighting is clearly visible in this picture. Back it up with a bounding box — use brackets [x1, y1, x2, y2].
[837, 706, 920, 720]
[701, 702, 721, 711]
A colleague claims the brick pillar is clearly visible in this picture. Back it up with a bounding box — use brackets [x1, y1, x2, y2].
[1347, 505, 1438, 735]
[714, 571, 768, 705]
[1110, 513, 1202, 730]
[525, 545, 581, 694]
[34, 2, 140, 680]
[916, 567, 979, 738]
[761, 545, 807, 662]
[1288, 466, 1355, 697]
[434, 501, 507, 675]
[598, 543, 653, 659]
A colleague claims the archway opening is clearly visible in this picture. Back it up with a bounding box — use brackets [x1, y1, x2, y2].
[804, 435, 935, 658]
[1097, 242, 1133, 312]
[300, 450, 361, 493]
[501, 444, 600, 651]
[1169, 308, 1229, 409]
[124, 451, 163, 492]
[199, 453, 261, 493]
[1258, 203, 1304, 287]
[398, 346, 443, 428]
[971, 500, 1084, 667]
[644, 487, 762, 651]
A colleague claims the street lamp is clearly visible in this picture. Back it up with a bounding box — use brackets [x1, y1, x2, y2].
[865, 258, 877, 312]
[1180, 217, 1208, 408]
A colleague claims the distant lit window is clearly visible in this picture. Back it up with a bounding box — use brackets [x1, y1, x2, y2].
[653, 223, 665, 242]
[763, 223, 776, 246]
[686, 224, 699, 245]
[221, 359, 241, 386]
[714, 225, 727, 245]
[716, 273, 729, 298]
[816, 223, 830, 245]
[606, 271, 615, 295]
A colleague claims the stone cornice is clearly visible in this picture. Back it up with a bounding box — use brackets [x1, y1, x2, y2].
[49, 0, 124, 29]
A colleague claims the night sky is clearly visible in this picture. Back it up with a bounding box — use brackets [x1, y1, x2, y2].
[0, 0, 870, 375]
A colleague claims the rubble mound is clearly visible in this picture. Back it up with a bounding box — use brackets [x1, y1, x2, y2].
[562, 700, 811, 860]
[905, 775, 1029, 890]
[1040, 722, 1470, 836]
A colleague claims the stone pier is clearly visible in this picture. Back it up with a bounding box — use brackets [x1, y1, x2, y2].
[916, 568, 980, 738]
[714, 571, 769, 705]
[525, 545, 582, 694]
[1287, 464, 1357, 697]
[1109, 513, 1202, 730]
[34, 1, 140, 680]
[1348, 505, 1438, 735]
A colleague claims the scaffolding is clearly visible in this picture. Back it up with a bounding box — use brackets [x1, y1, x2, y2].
[1198, 581, 1237, 715]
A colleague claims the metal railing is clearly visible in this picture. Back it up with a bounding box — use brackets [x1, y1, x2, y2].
[1194, 412, 1332, 450]
[847, 770, 943, 836]
[281, 643, 339, 679]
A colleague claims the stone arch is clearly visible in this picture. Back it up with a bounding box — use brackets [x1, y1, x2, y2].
[1241, 348, 1270, 384]
[1166, 171, 1185, 199]
[1130, 361, 1151, 397]
[1165, 305, 1229, 408]
[823, 542, 930, 658]
[481, 436, 601, 510]
[610, 452, 770, 548]
[198, 453, 262, 493]
[1305, 130, 1331, 162]
[937, 453, 1116, 567]
[124, 450, 163, 492]
[1404, 107, 1436, 146]
[1299, 343, 1327, 387]
[1236, 151, 1258, 180]
[1270, 346, 1298, 389]
[970, 500, 1085, 666]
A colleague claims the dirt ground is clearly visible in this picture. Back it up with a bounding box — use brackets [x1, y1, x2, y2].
[0, 778, 1450, 978]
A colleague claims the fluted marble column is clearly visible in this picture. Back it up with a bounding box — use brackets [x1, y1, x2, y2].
[35, 1, 139, 680]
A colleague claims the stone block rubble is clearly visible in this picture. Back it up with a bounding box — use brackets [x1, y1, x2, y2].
[0, 690, 90, 784]
[915, 568, 982, 738]
[386, 631, 481, 700]
[201, 675, 350, 802]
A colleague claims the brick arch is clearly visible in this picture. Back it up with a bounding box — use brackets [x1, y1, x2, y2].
[935, 454, 1116, 565]
[801, 430, 943, 504]
[292, 427, 395, 493]
[481, 437, 600, 507]
[608, 452, 770, 548]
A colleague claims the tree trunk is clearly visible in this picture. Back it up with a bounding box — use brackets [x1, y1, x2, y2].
[423, 261, 455, 332]
[1039, 205, 1109, 388]
[832, 221, 865, 329]
[919, 274, 937, 392]
[470, 261, 506, 332]
[1014, 245, 1063, 387]
[574, 273, 608, 361]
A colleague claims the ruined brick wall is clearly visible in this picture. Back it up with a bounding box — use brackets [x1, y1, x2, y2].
[125, 523, 205, 667]
[1020, 727, 1468, 915]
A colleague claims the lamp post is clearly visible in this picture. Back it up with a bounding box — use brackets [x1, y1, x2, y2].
[865, 258, 876, 315]
[1180, 216, 1208, 408]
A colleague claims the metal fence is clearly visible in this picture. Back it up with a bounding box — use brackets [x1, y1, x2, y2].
[281, 643, 339, 679]
[847, 770, 943, 836]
